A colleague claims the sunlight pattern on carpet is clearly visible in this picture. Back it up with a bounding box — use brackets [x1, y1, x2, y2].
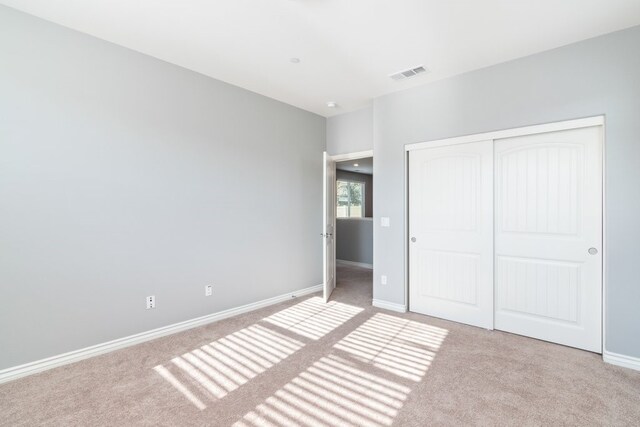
[155, 324, 304, 406]
[263, 297, 363, 340]
[154, 297, 363, 409]
[334, 313, 448, 381]
[234, 355, 410, 427]
[234, 313, 449, 426]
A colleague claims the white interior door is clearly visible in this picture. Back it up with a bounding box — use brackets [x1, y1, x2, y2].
[409, 140, 494, 329]
[494, 126, 602, 352]
[323, 152, 336, 302]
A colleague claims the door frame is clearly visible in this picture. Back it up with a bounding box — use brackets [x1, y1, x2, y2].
[404, 115, 606, 353]
[328, 149, 374, 290]
[332, 150, 374, 163]
[333, 150, 373, 220]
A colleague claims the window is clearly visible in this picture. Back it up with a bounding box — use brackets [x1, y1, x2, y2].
[337, 180, 364, 218]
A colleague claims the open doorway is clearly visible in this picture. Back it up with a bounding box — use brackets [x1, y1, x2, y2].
[333, 153, 373, 302]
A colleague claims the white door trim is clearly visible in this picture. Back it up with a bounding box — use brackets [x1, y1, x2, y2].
[332, 149, 373, 162]
[331, 149, 375, 303]
[405, 116, 604, 151]
[323, 152, 337, 302]
[404, 116, 606, 357]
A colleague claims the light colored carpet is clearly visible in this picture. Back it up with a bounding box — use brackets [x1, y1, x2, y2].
[1, 265, 639, 426]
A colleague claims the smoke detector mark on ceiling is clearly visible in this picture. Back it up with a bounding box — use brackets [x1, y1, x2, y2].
[389, 65, 428, 81]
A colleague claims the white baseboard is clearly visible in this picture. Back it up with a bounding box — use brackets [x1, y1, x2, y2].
[0, 283, 323, 384]
[603, 350, 640, 372]
[372, 299, 407, 313]
[337, 259, 373, 269]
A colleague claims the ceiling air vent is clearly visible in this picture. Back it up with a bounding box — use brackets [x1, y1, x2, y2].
[389, 65, 428, 81]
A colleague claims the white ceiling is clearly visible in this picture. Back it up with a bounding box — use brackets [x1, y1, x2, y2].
[337, 157, 373, 175]
[3, 1, 640, 117]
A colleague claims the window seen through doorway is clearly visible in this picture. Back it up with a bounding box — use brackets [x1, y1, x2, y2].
[337, 180, 364, 218]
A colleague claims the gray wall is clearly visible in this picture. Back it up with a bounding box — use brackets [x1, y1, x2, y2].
[327, 106, 373, 155]
[0, 6, 325, 370]
[336, 170, 373, 218]
[372, 25, 640, 358]
[336, 219, 373, 265]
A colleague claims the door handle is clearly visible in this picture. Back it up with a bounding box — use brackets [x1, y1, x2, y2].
[411, 237, 417, 243]
[588, 247, 598, 255]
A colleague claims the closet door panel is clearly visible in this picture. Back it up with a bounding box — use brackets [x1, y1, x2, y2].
[409, 140, 494, 329]
[494, 126, 602, 353]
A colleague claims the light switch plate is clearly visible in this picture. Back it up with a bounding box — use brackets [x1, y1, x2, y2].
[381, 275, 387, 285]
[381, 217, 390, 227]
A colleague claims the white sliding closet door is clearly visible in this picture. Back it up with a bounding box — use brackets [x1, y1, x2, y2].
[494, 126, 602, 352]
[409, 140, 494, 329]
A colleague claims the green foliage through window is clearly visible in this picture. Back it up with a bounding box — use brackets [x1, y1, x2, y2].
[337, 180, 364, 218]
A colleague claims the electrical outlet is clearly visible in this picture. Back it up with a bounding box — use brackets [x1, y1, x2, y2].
[381, 275, 388, 285]
[205, 285, 213, 297]
[146, 295, 155, 309]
